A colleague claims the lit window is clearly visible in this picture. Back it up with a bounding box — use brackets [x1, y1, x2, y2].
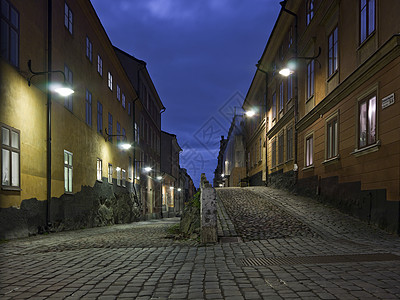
[272, 92, 277, 120]
[108, 113, 113, 143]
[327, 116, 338, 159]
[278, 132, 284, 164]
[305, 135, 313, 167]
[117, 84, 120, 101]
[360, 0, 375, 43]
[86, 36, 92, 62]
[116, 167, 121, 186]
[307, 60, 315, 100]
[1, 125, 20, 188]
[64, 2, 73, 34]
[97, 55, 102, 76]
[279, 81, 284, 112]
[107, 72, 112, 90]
[306, 0, 314, 26]
[122, 93, 126, 109]
[108, 163, 113, 184]
[85, 89, 92, 126]
[359, 93, 376, 149]
[64, 64, 73, 111]
[96, 158, 102, 181]
[64, 150, 73, 193]
[122, 169, 126, 187]
[286, 127, 293, 161]
[328, 27, 338, 76]
[0, 0, 19, 67]
[97, 101, 103, 133]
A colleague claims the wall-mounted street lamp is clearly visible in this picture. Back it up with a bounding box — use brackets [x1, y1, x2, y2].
[104, 128, 132, 150]
[144, 166, 152, 172]
[27, 60, 74, 97]
[279, 47, 321, 77]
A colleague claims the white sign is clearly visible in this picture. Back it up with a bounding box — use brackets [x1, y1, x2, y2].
[382, 93, 395, 109]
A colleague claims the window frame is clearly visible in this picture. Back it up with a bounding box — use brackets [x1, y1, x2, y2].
[305, 134, 314, 168]
[278, 132, 284, 165]
[116, 167, 121, 186]
[326, 114, 339, 160]
[286, 126, 293, 161]
[107, 72, 113, 90]
[279, 81, 284, 112]
[272, 92, 277, 120]
[306, 0, 314, 26]
[0, 0, 19, 67]
[96, 158, 102, 181]
[307, 60, 315, 100]
[328, 26, 338, 77]
[122, 169, 126, 187]
[64, 150, 73, 193]
[360, 0, 376, 44]
[108, 163, 113, 184]
[86, 36, 92, 62]
[97, 101, 103, 133]
[108, 113, 113, 143]
[64, 2, 73, 34]
[1, 124, 20, 189]
[64, 64, 73, 111]
[358, 92, 377, 149]
[97, 54, 102, 76]
[271, 138, 277, 168]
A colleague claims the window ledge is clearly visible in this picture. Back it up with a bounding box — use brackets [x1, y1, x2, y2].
[1, 186, 22, 191]
[306, 95, 314, 103]
[96, 179, 103, 183]
[351, 140, 380, 157]
[327, 70, 338, 82]
[302, 165, 314, 171]
[322, 155, 340, 165]
[285, 158, 294, 164]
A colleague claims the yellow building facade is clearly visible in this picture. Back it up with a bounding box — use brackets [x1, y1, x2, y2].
[0, 0, 148, 238]
[243, 0, 400, 232]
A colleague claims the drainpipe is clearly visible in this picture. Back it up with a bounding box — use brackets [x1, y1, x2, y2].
[46, 0, 52, 228]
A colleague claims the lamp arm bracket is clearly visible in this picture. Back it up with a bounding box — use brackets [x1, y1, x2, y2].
[27, 60, 66, 86]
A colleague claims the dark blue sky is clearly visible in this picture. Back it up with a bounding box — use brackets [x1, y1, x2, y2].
[91, 0, 281, 184]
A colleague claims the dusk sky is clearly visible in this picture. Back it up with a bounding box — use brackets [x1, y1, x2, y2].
[91, 0, 282, 185]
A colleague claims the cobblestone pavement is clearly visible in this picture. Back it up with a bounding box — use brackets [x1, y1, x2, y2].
[1, 187, 400, 299]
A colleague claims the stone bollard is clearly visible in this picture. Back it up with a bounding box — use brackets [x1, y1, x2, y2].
[200, 174, 217, 243]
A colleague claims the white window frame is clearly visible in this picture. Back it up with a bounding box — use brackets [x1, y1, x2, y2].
[97, 54, 102, 76]
[64, 150, 73, 193]
[96, 158, 102, 181]
[64, 2, 73, 34]
[108, 163, 113, 184]
[326, 114, 339, 160]
[305, 134, 314, 167]
[1, 124, 20, 189]
[86, 36, 92, 62]
[122, 169, 126, 187]
[107, 72, 113, 90]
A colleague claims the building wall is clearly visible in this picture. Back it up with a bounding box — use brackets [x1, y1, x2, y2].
[0, 0, 143, 238]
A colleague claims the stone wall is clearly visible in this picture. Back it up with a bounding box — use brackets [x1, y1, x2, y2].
[200, 174, 217, 243]
[0, 180, 142, 240]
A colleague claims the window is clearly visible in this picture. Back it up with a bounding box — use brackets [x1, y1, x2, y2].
[85, 89, 92, 126]
[327, 116, 338, 159]
[97, 101, 103, 133]
[135, 122, 139, 145]
[278, 133, 284, 164]
[279, 81, 284, 112]
[288, 26, 293, 48]
[271, 138, 277, 168]
[287, 127, 293, 161]
[359, 93, 377, 149]
[122, 169, 126, 187]
[97, 55, 102, 76]
[259, 137, 262, 162]
[122, 93, 126, 109]
[305, 135, 313, 167]
[64, 2, 73, 34]
[272, 61, 277, 77]
[360, 0, 375, 43]
[86, 36, 92, 62]
[307, 60, 315, 100]
[64, 64, 73, 111]
[128, 102, 132, 116]
[128, 156, 132, 180]
[1, 124, 20, 188]
[96, 158, 102, 181]
[116, 121, 121, 144]
[306, 0, 314, 26]
[116, 84, 120, 101]
[272, 92, 277, 120]
[1, 0, 19, 67]
[287, 75, 293, 102]
[107, 72, 113, 90]
[64, 150, 73, 193]
[108, 163, 112, 184]
[116, 167, 121, 186]
[328, 27, 338, 76]
[108, 113, 113, 142]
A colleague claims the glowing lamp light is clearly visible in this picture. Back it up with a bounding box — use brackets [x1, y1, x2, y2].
[54, 86, 74, 97]
[245, 110, 256, 117]
[144, 167, 152, 172]
[279, 68, 294, 77]
[170, 186, 174, 190]
[120, 143, 132, 150]
[157, 176, 162, 180]
[177, 188, 182, 192]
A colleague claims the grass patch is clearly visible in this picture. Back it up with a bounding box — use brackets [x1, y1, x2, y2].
[167, 223, 181, 235]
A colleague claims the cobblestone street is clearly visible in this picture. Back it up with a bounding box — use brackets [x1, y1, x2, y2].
[1, 187, 400, 299]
